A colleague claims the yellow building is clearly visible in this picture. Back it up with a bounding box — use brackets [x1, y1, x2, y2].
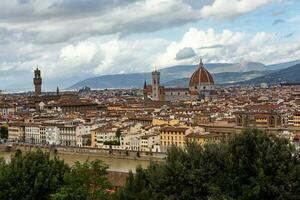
[289, 112, 300, 127]
[90, 129, 97, 147]
[255, 114, 269, 127]
[160, 126, 189, 148]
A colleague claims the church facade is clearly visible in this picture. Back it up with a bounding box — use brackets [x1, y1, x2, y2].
[144, 59, 216, 102]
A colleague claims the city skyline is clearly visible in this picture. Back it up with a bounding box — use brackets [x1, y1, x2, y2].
[0, 0, 300, 90]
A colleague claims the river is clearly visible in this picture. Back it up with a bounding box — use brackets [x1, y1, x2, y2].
[0, 151, 150, 172]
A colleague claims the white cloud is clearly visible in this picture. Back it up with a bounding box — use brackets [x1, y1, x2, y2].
[60, 41, 97, 62]
[0, 0, 298, 90]
[250, 32, 276, 47]
[0, 0, 200, 44]
[154, 27, 300, 68]
[0, 0, 274, 44]
[95, 38, 169, 74]
[154, 28, 245, 67]
[200, 0, 275, 20]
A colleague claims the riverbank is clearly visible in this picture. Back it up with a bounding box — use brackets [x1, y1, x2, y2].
[0, 149, 157, 173]
[0, 144, 166, 161]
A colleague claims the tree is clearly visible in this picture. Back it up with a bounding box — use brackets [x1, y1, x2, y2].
[0, 125, 8, 139]
[0, 149, 69, 200]
[116, 129, 122, 138]
[51, 160, 112, 200]
[222, 129, 300, 199]
[116, 129, 300, 200]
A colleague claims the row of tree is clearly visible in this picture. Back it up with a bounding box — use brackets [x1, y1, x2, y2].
[0, 129, 299, 200]
[116, 129, 300, 200]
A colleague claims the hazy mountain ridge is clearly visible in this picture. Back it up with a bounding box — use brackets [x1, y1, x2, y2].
[68, 60, 300, 89]
[241, 63, 300, 85]
[164, 70, 273, 87]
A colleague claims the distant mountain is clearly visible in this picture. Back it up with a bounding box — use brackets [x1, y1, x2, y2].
[267, 59, 300, 71]
[68, 60, 300, 90]
[242, 63, 300, 85]
[69, 73, 150, 89]
[164, 70, 272, 87]
[68, 62, 266, 89]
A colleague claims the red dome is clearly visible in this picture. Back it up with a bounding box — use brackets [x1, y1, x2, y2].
[189, 60, 214, 87]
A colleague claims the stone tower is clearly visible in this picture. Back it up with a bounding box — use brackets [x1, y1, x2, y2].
[143, 80, 148, 101]
[56, 86, 60, 95]
[152, 69, 160, 101]
[33, 67, 42, 96]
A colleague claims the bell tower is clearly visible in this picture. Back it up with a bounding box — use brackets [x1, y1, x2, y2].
[33, 67, 42, 96]
[152, 69, 160, 101]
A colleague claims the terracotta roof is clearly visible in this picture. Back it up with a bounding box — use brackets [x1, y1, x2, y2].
[189, 60, 214, 87]
[186, 133, 223, 139]
[189, 90, 199, 95]
[160, 126, 188, 132]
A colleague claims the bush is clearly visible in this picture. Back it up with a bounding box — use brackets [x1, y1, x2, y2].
[104, 140, 120, 146]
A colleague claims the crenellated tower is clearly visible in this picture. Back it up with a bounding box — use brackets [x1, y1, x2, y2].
[33, 67, 42, 96]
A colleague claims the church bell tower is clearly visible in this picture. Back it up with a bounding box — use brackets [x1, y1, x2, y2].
[152, 69, 160, 101]
[33, 67, 42, 96]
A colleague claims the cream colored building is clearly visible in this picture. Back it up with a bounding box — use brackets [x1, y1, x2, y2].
[91, 126, 119, 148]
[25, 124, 41, 144]
[140, 134, 161, 152]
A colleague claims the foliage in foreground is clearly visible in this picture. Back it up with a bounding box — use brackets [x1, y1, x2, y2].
[0, 129, 300, 200]
[115, 129, 300, 200]
[0, 150, 111, 200]
[51, 160, 111, 200]
[0, 150, 68, 200]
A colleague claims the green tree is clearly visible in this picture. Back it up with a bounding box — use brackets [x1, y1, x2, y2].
[116, 129, 300, 200]
[51, 160, 112, 200]
[116, 129, 122, 138]
[0, 125, 8, 139]
[222, 129, 300, 199]
[0, 149, 69, 200]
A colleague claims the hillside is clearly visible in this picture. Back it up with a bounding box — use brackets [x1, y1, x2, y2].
[68, 62, 265, 89]
[164, 70, 272, 87]
[68, 60, 300, 89]
[267, 59, 300, 71]
[243, 63, 300, 84]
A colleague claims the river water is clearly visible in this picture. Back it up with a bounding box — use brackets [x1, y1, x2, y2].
[0, 151, 150, 172]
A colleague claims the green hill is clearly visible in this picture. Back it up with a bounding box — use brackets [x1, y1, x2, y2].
[242, 63, 300, 85]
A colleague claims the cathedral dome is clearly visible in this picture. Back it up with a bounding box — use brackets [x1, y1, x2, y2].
[189, 59, 214, 87]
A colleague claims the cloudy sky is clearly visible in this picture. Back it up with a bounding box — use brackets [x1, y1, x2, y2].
[0, 0, 299, 90]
